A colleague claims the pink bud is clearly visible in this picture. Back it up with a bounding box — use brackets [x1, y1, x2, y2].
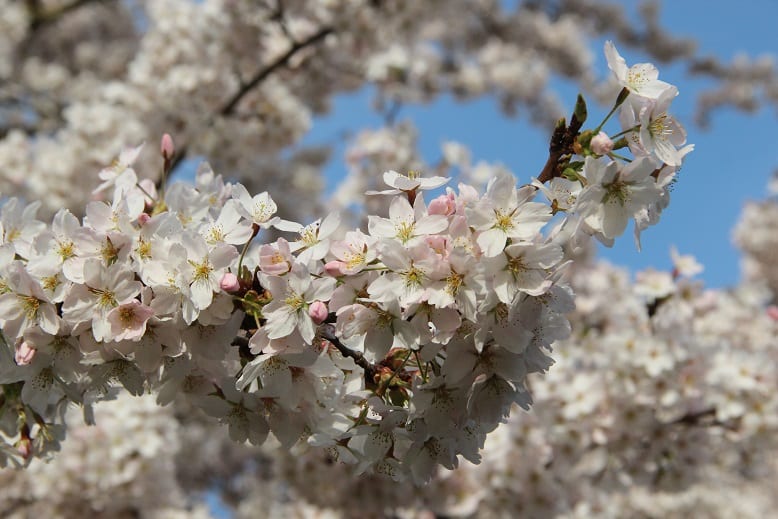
[308, 301, 329, 325]
[428, 194, 455, 216]
[137, 213, 151, 225]
[160, 133, 175, 159]
[17, 437, 32, 460]
[15, 340, 36, 366]
[324, 260, 346, 277]
[767, 305, 778, 322]
[220, 272, 241, 292]
[590, 131, 614, 155]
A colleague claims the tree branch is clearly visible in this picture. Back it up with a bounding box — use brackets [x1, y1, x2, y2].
[27, 0, 111, 31]
[319, 324, 376, 383]
[536, 108, 585, 184]
[166, 24, 334, 180]
[220, 26, 333, 117]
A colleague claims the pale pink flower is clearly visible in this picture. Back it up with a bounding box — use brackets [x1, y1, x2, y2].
[604, 41, 673, 99]
[259, 238, 293, 276]
[368, 196, 448, 246]
[366, 170, 449, 196]
[107, 300, 156, 342]
[329, 230, 378, 275]
[670, 246, 704, 278]
[95, 143, 144, 195]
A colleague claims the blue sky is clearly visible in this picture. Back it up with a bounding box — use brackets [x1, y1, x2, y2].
[301, 1, 778, 289]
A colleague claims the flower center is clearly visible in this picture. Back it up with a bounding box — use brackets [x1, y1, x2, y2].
[19, 295, 40, 320]
[395, 220, 415, 244]
[493, 209, 515, 232]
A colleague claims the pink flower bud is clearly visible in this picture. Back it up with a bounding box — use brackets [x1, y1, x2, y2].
[324, 260, 346, 277]
[220, 272, 241, 292]
[428, 193, 455, 215]
[137, 213, 151, 225]
[160, 133, 175, 159]
[767, 305, 778, 322]
[308, 301, 329, 325]
[590, 131, 614, 155]
[17, 437, 32, 460]
[15, 340, 36, 366]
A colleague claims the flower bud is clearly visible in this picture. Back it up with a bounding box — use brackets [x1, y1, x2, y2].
[16, 437, 32, 460]
[590, 131, 614, 155]
[308, 301, 329, 325]
[160, 133, 175, 159]
[220, 272, 241, 292]
[15, 340, 36, 366]
[137, 213, 151, 225]
[324, 260, 346, 277]
[767, 305, 778, 322]
[428, 193, 455, 215]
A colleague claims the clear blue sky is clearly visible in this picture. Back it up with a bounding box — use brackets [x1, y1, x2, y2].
[302, 1, 778, 289]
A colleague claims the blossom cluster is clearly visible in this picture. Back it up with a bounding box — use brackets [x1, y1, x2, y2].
[6, 0, 762, 223]
[0, 44, 692, 482]
[229, 253, 778, 518]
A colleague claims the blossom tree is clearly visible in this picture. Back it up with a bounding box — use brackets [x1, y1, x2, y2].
[0, 1, 776, 518]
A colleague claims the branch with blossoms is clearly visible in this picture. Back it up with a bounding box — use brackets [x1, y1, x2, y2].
[0, 43, 693, 482]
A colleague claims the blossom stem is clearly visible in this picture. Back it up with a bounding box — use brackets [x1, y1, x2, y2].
[376, 349, 413, 398]
[594, 87, 630, 134]
[135, 182, 157, 203]
[413, 350, 428, 382]
[607, 151, 633, 163]
[237, 224, 260, 273]
[609, 124, 641, 140]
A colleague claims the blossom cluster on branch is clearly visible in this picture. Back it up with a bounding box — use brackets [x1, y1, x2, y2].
[0, 44, 693, 484]
[6, 229, 776, 518]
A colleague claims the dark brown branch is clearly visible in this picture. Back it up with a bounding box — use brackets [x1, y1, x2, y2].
[166, 25, 334, 180]
[28, 0, 110, 31]
[319, 324, 376, 382]
[536, 109, 586, 184]
[220, 26, 333, 117]
[670, 407, 717, 426]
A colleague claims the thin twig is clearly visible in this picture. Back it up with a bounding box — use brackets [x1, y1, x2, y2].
[166, 25, 334, 180]
[220, 27, 333, 117]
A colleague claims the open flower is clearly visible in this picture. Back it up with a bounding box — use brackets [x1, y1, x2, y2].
[366, 170, 449, 196]
[605, 41, 673, 100]
[106, 300, 156, 342]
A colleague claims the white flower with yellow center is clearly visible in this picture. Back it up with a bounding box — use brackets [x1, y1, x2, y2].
[605, 41, 673, 100]
[261, 263, 336, 343]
